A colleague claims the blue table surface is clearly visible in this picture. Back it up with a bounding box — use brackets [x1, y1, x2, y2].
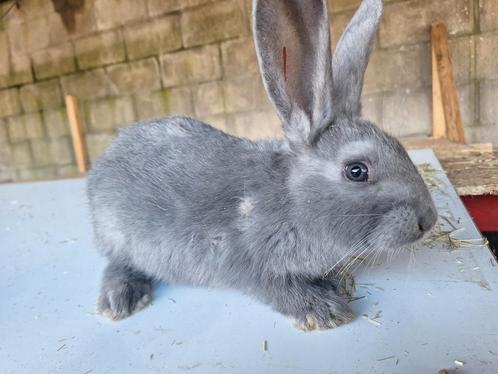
[1, 149, 497, 374]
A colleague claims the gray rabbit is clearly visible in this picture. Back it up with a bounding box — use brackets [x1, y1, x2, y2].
[87, 0, 437, 331]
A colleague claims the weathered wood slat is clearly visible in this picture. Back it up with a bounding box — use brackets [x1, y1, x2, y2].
[431, 22, 466, 143]
[65, 95, 89, 174]
[403, 137, 498, 196]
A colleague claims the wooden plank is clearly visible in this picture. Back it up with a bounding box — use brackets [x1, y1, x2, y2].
[402, 137, 494, 156]
[432, 41, 446, 139]
[402, 137, 498, 196]
[431, 22, 466, 143]
[65, 95, 88, 174]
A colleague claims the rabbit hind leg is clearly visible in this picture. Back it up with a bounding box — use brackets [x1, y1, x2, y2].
[97, 260, 153, 320]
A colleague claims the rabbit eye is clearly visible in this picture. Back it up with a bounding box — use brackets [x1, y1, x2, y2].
[345, 163, 369, 182]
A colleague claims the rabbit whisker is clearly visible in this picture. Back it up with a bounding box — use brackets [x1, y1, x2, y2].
[336, 240, 374, 284]
[324, 233, 370, 277]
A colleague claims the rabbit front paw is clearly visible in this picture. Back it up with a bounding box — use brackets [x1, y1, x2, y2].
[289, 294, 355, 332]
[270, 280, 356, 331]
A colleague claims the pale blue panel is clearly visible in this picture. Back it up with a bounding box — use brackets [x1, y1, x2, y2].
[1, 150, 497, 374]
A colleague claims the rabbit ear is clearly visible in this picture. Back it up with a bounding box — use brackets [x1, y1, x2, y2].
[332, 0, 383, 118]
[253, 0, 333, 147]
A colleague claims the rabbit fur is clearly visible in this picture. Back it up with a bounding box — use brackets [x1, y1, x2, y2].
[87, 0, 437, 331]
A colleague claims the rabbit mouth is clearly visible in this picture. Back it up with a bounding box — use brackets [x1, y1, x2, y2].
[365, 205, 433, 250]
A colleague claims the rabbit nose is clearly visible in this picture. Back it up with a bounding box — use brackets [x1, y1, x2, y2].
[417, 206, 437, 233]
[418, 220, 430, 233]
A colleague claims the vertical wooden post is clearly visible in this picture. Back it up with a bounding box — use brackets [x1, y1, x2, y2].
[65, 95, 89, 174]
[431, 22, 466, 143]
[432, 42, 446, 139]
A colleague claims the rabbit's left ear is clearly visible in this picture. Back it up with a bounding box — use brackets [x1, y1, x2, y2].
[253, 0, 333, 146]
[332, 0, 383, 118]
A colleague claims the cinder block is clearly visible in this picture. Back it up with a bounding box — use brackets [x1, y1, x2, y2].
[31, 43, 76, 79]
[17, 0, 53, 20]
[361, 94, 383, 125]
[43, 108, 70, 138]
[56, 164, 79, 177]
[0, 118, 7, 143]
[134, 87, 194, 120]
[0, 88, 21, 117]
[0, 1, 21, 29]
[2, 52, 33, 88]
[0, 142, 12, 166]
[61, 69, 110, 100]
[363, 50, 388, 95]
[11, 142, 33, 167]
[221, 38, 259, 79]
[364, 43, 431, 94]
[0, 31, 10, 88]
[49, 137, 74, 165]
[18, 166, 57, 180]
[30, 137, 73, 166]
[384, 44, 431, 89]
[24, 112, 46, 140]
[0, 30, 8, 63]
[379, 0, 473, 48]
[199, 114, 229, 133]
[86, 132, 116, 161]
[0, 168, 17, 182]
[449, 36, 474, 84]
[327, 0, 361, 13]
[94, 0, 148, 30]
[6, 117, 27, 143]
[19, 79, 63, 112]
[147, 0, 182, 15]
[85, 96, 136, 131]
[181, 0, 245, 47]
[75, 30, 126, 69]
[47, 5, 97, 45]
[480, 0, 498, 32]
[241, 0, 252, 34]
[228, 110, 283, 140]
[363, 36, 469, 96]
[381, 88, 432, 137]
[456, 83, 476, 128]
[193, 81, 225, 117]
[7, 113, 45, 141]
[160, 45, 222, 87]
[476, 33, 498, 80]
[7, 16, 51, 54]
[30, 138, 52, 166]
[107, 58, 161, 95]
[479, 79, 498, 125]
[223, 75, 271, 113]
[465, 123, 498, 146]
[147, 0, 216, 17]
[124, 16, 182, 60]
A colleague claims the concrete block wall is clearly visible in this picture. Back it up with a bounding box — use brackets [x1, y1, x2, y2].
[0, 0, 496, 182]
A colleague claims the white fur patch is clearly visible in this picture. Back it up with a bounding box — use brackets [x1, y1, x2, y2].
[239, 197, 254, 217]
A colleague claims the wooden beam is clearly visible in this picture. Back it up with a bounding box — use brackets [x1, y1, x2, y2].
[431, 22, 466, 143]
[432, 42, 446, 139]
[65, 95, 89, 174]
